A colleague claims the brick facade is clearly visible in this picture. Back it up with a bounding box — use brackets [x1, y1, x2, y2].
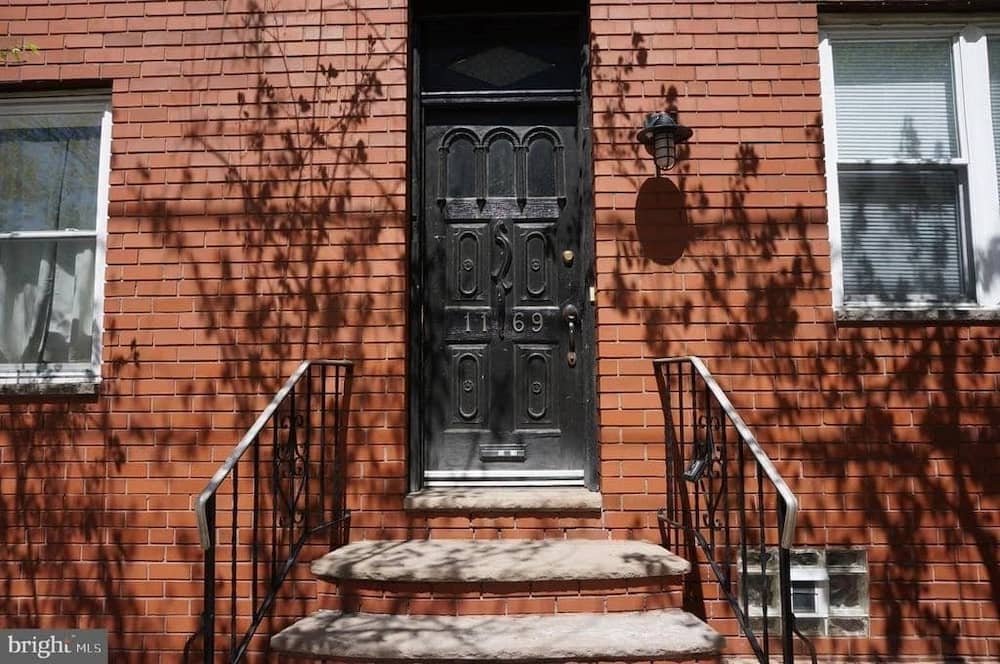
[0, 1, 997, 662]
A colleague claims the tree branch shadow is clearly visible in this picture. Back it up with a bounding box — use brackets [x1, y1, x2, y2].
[594, 27, 999, 662]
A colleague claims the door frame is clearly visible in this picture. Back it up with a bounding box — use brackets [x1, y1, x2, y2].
[406, 1, 597, 491]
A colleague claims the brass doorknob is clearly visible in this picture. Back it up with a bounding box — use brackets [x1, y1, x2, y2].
[562, 249, 575, 266]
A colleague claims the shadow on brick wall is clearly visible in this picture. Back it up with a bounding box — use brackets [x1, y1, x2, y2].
[0, 398, 142, 641]
[149, 3, 405, 660]
[4, 0, 402, 662]
[594, 27, 999, 663]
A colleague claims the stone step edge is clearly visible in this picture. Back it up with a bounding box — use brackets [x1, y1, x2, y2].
[404, 487, 603, 513]
[311, 539, 691, 584]
[271, 609, 724, 662]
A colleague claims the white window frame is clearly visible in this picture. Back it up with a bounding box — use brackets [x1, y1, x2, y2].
[789, 567, 830, 619]
[820, 15, 1000, 320]
[0, 91, 112, 393]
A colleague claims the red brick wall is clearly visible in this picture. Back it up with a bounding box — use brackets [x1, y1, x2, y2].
[0, 1, 996, 662]
[590, 1, 998, 661]
[1, 1, 410, 660]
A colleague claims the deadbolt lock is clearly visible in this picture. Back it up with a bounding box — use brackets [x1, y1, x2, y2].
[562, 249, 575, 266]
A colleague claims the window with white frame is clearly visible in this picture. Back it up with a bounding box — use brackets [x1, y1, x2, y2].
[0, 91, 111, 390]
[819, 19, 1000, 316]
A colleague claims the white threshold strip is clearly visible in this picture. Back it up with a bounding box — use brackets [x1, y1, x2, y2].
[424, 469, 585, 487]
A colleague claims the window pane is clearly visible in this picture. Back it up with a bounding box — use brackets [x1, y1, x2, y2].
[833, 40, 957, 161]
[793, 617, 826, 637]
[829, 617, 868, 636]
[421, 14, 581, 93]
[829, 574, 865, 612]
[826, 549, 866, 569]
[487, 137, 515, 197]
[0, 238, 95, 365]
[839, 170, 968, 301]
[791, 582, 818, 614]
[741, 574, 779, 610]
[791, 550, 822, 567]
[446, 136, 476, 198]
[0, 112, 102, 232]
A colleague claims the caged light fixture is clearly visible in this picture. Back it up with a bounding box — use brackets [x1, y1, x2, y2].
[636, 111, 693, 175]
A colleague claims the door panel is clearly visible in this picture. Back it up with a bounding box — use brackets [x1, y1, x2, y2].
[421, 108, 592, 486]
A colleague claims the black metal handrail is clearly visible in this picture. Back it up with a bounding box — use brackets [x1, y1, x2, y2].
[190, 360, 353, 664]
[654, 356, 815, 664]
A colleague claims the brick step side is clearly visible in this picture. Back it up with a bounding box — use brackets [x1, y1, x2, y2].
[319, 577, 685, 616]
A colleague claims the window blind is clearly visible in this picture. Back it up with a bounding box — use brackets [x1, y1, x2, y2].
[832, 40, 958, 162]
[839, 171, 967, 301]
[831, 38, 970, 303]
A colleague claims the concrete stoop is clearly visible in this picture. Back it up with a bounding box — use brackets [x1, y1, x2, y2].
[270, 539, 724, 662]
[270, 609, 724, 662]
[310, 539, 691, 583]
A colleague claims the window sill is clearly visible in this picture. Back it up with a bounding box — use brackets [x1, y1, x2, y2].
[835, 306, 1000, 323]
[0, 377, 101, 397]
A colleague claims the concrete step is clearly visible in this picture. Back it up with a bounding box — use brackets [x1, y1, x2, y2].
[311, 539, 690, 584]
[270, 609, 724, 662]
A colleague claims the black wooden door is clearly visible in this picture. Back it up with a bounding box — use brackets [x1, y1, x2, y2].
[420, 105, 593, 487]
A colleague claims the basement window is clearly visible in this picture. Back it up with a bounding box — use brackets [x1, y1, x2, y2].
[0, 91, 112, 394]
[791, 580, 823, 615]
[739, 548, 869, 637]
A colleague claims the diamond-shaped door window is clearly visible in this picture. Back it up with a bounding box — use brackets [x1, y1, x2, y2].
[419, 13, 581, 93]
[448, 46, 556, 88]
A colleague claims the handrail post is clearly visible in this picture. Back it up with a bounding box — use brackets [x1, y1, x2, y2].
[778, 501, 795, 664]
[202, 493, 216, 664]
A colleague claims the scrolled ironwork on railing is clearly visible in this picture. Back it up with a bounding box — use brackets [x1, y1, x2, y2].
[654, 356, 815, 664]
[189, 360, 353, 664]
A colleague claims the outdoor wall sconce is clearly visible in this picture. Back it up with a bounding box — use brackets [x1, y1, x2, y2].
[636, 112, 693, 175]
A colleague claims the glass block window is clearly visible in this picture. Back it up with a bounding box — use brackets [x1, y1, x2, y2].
[740, 548, 869, 638]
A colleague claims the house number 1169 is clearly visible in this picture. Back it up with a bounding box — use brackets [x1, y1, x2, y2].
[465, 312, 544, 333]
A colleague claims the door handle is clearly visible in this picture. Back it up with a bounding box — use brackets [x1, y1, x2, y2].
[562, 303, 579, 367]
